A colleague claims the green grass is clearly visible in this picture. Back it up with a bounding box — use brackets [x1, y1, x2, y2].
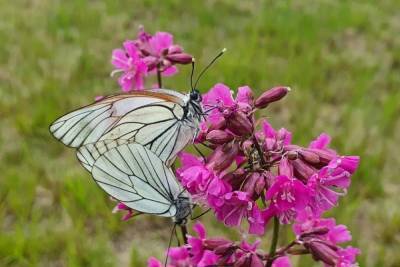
[1, 0, 400, 266]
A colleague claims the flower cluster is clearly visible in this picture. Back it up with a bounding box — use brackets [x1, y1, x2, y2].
[111, 26, 192, 91]
[109, 27, 361, 267]
[148, 222, 291, 267]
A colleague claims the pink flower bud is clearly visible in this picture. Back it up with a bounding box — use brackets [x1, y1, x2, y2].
[241, 140, 253, 154]
[203, 238, 232, 250]
[299, 149, 320, 165]
[243, 172, 266, 198]
[225, 111, 253, 136]
[207, 142, 239, 172]
[222, 168, 246, 190]
[250, 254, 264, 267]
[235, 255, 250, 267]
[166, 53, 193, 64]
[206, 130, 234, 144]
[300, 227, 330, 238]
[209, 117, 227, 131]
[214, 242, 236, 255]
[279, 157, 294, 177]
[291, 159, 316, 181]
[167, 45, 183, 54]
[255, 86, 290, 109]
[286, 150, 299, 160]
[305, 239, 339, 266]
[308, 148, 336, 164]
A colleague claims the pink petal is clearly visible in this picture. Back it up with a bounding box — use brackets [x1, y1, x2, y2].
[162, 65, 178, 76]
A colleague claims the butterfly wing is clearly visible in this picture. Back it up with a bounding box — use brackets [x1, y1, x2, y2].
[50, 90, 197, 165]
[91, 142, 184, 217]
[49, 90, 185, 147]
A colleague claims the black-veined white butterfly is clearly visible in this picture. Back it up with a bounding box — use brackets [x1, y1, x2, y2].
[49, 88, 203, 168]
[91, 142, 192, 224]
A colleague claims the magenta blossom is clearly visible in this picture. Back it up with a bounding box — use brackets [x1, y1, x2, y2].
[134, 27, 192, 77]
[266, 175, 310, 223]
[111, 41, 147, 91]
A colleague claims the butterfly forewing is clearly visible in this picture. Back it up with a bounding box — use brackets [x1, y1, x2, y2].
[50, 89, 199, 166]
[91, 143, 183, 217]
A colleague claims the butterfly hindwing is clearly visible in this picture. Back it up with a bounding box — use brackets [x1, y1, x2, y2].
[91, 142, 182, 217]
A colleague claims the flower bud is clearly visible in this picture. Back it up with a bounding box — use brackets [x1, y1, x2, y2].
[203, 238, 232, 250]
[225, 111, 253, 136]
[243, 172, 265, 198]
[291, 159, 316, 181]
[299, 227, 330, 238]
[207, 142, 239, 172]
[286, 150, 298, 160]
[234, 255, 250, 267]
[250, 254, 265, 267]
[279, 157, 293, 177]
[299, 149, 320, 165]
[206, 130, 234, 144]
[167, 45, 183, 54]
[255, 86, 290, 109]
[304, 239, 339, 266]
[308, 148, 336, 164]
[209, 118, 227, 131]
[166, 53, 193, 64]
[222, 168, 246, 190]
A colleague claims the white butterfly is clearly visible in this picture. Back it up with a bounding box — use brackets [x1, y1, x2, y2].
[91, 142, 192, 224]
[49, 89, 203, 168]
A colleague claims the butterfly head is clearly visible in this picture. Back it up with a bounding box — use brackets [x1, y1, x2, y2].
[189, 89, 202, 103]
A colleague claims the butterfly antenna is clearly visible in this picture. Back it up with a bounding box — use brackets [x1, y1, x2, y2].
[194, 48, 227, 89]
[190, 58, 196, 91]
[165, 223, 177, 267]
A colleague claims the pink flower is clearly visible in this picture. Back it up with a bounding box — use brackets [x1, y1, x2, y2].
[213, 191, 253, 227]
[272, 256, 293, 267]
[187, 222, 207, 264]
[266, 175, 310, 223]
[334, 246, 360, 267]
[167, 247, 191, 266]
[197, 251, 219, 267]
[134, 28, 192, 77]
[307, 156, 358, 213]
[112, 202, 135, 221]
[111, 41, 147, 91]
[234, 241, 264, 267]
[147, 257, 163, 267]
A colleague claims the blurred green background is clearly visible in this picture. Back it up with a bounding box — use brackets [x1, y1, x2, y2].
[1, 0, 399, 266]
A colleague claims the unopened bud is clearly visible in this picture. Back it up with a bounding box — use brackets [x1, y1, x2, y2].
[206, 130, 234, 144]
[291, 159, 316, 181]
[241, 140, 253, 154]
[204, 238, 232, 250]
[207, 142, 239, 172]
[225, 111, 253, 136]
[242, 172, 265, 197]
[250, 254, 264, 267]
[279, 157, 294, 177]
[166, 53, 193, 64]
[209, 117, 227, 131]
[222, 168, 246, 190]
[299, 149, 320, 165]
[234, 255, 250, 267]
[305, 239, 339, 266]
[167, 45, 183, 54]
[286, 150, 299, 160]
[300, 227, 330, 238]
[308, 148, 336, 164]
[255, 86, 290, 109]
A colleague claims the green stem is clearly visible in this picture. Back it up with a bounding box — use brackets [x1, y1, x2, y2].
[266, 216, 280, 267]
[157, 64, 162, 88]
